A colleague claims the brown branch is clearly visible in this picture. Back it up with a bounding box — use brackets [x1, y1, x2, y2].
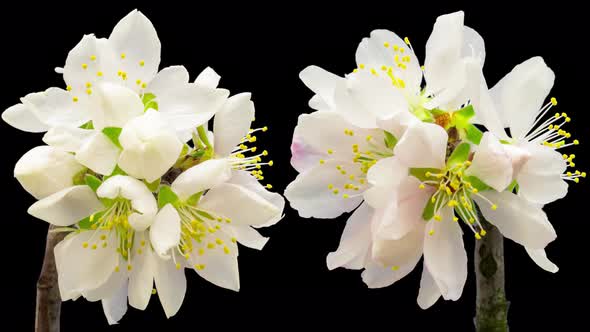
[474, 218, 510, 332]
[35, 225, 66, 332]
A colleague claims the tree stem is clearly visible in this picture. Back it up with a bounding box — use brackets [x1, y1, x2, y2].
[35, 225, 65, 332]
[474, 219, 510, 332]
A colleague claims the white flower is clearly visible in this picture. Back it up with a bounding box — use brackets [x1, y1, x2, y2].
[14, 145, 85, 199]
[27, 175, 194, 323]
[150, 159, 283, 292]
[467, 56, 584, 272]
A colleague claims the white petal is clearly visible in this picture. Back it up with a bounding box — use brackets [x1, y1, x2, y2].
[376, 110, 419, 139]
[171, 158, 232, 200]
[150, 204, 181, 258]
[490, 57, 555, 139]
[466, 132, 513, 191]
[43, 126, 94, 153]
[232, 225, 269, 250]
[97, 175, 158, 230]
[361, 259, 419, 289]
[147, 66, 190, 97]
[355, 30, 422, 93]
[195, 66, 221, 88]
[462, 26, 486, 65]
[517, 143, 568, 204]
[293, 111, 387, 162]
[21, 88, 92, 128]
[417, 265, 441, 309]
[213, 93, 255, 157]
[290, 134, 327, 173]
[154, 257, 186, 318]
[128, 233, 155, 310]
[82, 254, 128, 302]
[28, 186, 104, 226]
[423, 208, 467, 301]
[475, 191, 556, 249]
[526, 248, 558, 273]
[284, 159, 365, 219]
[364, 157, 408, 209]
[157, 85, 229, 134]
[372, 222, 424, 268]
[75, 132, 120, 175]
[227, 170, 285, 227]
[118, 109, 183, 182]
[299, 66, 342, 109]
[424, 11, 465, 95]
[14, 145, 85, 199]
[327, 203, 372, 270]
[394, 121, 447, 169]
[2, 103, 48, 132]
[194, 244, 240, 291]
[376, 177, 433, 240]
[333, 71, 409, 128]
[92, 82, 144, 130]
[63, 34, 119, 96]
[199, 183, 280, 226]
[109, 10, 161, 91]
[101, 280, 128, 325]
[54, 231, 118, 300]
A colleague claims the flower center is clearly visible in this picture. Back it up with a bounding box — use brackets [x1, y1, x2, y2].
[81, 199, 145, 271]
[174, 202, 235, 271]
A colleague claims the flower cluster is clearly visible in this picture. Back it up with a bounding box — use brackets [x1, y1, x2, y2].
[286, 11, 582, 307]
[4, 10, 284, 323]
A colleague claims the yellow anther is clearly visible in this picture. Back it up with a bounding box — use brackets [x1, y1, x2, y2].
[82, 242, 89, 248]
[268, 160, 274, 166]
[434, 215, 442, 222]
[100, 234, 106, 241]
[428, 229, 435, 236]
[328, 184, 334, 189]
[86, 88, 92, 95]
[215, 238, 223, 245]
[266, 184, 273, 189]
[421, 65, 425, 71]
[480, 230, 487, 237]
[66, 85, 72, 91]
[343, 194, 350, 199]
[175, 263, 181, 270]
[127, 264, 133, 271]
[333, 189, 339, 194]
[72, 97, 79, 102]
[114, 266, 120, 272]
[391, 265, 400, 271]
[121, 53, 126, 59]
[419, 183, 425, 190]
[91, 244, 97, 250]
[475, 233, 482, 240]
[399, 47, 405, 53]
[85, 82, 92, 88]
[453, 217, 459, 222]
[141, 240, 146, 246]
[223, 246, 230, 254]
[370, 68, 377, 75]
[404, 37, 410, 45]
[550, 97, 557, 106]
[103, 242, 108, 248]
[152, 288, 157, 295]
[393, 44, 399, 51]
[207, 243, 216, 249]
[491, 204, 498, 211]
[574, 140, 580, 145]
[366, 135, 372, 141]
[139, 60, 145, 66]
[359, 63, 365, 69]
[136, 79, 142, 85]
[97, 71, 103, 77]
[82, 63, 88, 69]
[472, 188, 479, 194]
[582, 172, 587, 178]
[566, 117, 571, 122]
[383, 42, 390, 48]
[574, 178, 580, 183]
[327, 149, 333, 154]
[198, 248, 205, 256]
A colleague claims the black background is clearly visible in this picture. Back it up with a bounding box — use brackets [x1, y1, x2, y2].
[1, 1, 587, 331]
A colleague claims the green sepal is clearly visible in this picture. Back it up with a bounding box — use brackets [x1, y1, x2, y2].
[454, 105, 475, 125]
[506, 180, 518, 193]
[447, 143, 471, 168]
[102, 127, 123, 149]
[186, 192, 203, 206]
[412, 107, 434, 123]
[410, 168, 441, 182]
[384, 131, 398, 149]
[104, 165, 127, 180]
[195, 209, 216, 220]
[180, 144, 190, 157]
[197, 125, 212, 148]
[422, 197, 436, 221]
[465, 124, 483, 145]
[158, 185, 179, 209]
[142, 92, 159, 111]
[72, 168, 88, 185]
[78, 211, 105, 230]
[84, 174, 102, 192]
[79, 121, 94, 130]
[464, 175, 491, 192]
[145, 178, 161, 192]
[190, 149, 206, 159]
